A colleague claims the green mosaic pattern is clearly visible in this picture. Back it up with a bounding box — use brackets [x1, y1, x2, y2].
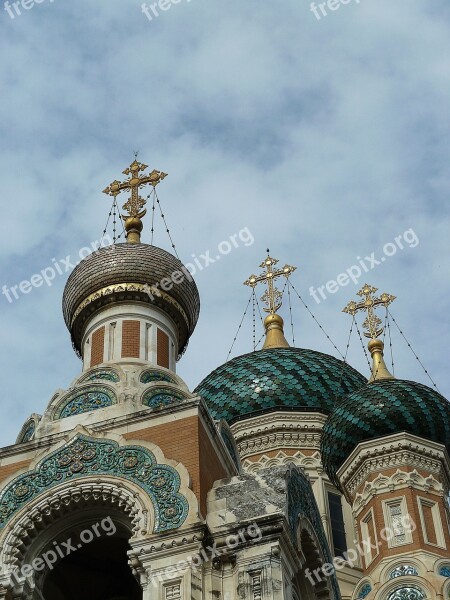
[54, 387, 117, 420]
[20, 420, 36, 443]
[0, 435, 189, 532]
[321, 379, 450, 487]
[140, 370, 176, 385]
[195, 347, 365, 422]
[142, 388, 186, 409]
[84, 369, 120, 383]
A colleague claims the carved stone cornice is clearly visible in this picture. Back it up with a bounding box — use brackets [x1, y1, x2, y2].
[336, 433, 450, 501]
[242, 450, 323, 475]
[352, 469, 444, 516]
[231, 412, 327, 461]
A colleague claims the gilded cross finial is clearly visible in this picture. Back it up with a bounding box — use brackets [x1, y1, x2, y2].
[343, 283, 396, 382]
[244, 251, 297, 350]
[244, 251, 297, 314]
[343, 283, 396, 339]
[103, 158, 168, 243]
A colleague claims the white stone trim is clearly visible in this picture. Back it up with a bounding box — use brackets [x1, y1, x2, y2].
[336, 433, 450, 500]
[353, 470, 443, 516]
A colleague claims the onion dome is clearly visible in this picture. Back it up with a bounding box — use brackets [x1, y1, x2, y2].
[63, 243, 200, 357]
[321, 379, 450, 487]
[194, 347, 366, 423]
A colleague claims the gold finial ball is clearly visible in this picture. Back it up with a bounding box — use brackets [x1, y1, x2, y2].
[368, 338, 384, 353]
[264, 313, 284, 329]
[124, 217, 143, 233]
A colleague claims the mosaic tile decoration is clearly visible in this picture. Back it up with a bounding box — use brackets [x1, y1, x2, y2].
[358, 584, 372, 599]
[19, 420, 36, 443]
[321, 379, 450, 487]
[84, 369, 120, 383]
[439, 565, 450, 577]
[0, 435, 189, 532]
[387, 588, 425, 600]
[194, 347, 365, 423]
[390, 566, 419, 579]
[140, 370, 176, 385]
[142, 388, 186, 409]
[54, 387, 117, 420]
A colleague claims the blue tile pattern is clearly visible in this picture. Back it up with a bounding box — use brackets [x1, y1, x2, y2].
[390, 566, 418, 578]
[54, 387, 117, 420]
[358, 584, 372, 598]
[387, 588, 425, 600]
[143, 388, 185, 409]
[140, 370, 176, 384]
[439, 566, 450, 577]
[194, 347, 365, 423]
[20, 421, 36, 443]
[321, 379, 450, 487]
[0, 435, 189, 532]
[84, 369, 120, 383]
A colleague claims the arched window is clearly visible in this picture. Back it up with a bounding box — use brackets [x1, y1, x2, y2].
[387, 587, 426, 600]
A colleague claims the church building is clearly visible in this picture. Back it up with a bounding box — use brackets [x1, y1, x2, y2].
[0, 159, 448, 600]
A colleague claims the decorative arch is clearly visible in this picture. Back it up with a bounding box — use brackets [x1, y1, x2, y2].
[52, 386, 117, 419]
[0, 433, 190, 534]
[16, 414, 41, 444]
[141, 386, 187, 409]
[0, 478, 148, 572]
[80, 367, 120, 383]
[287, 464, 340, 600]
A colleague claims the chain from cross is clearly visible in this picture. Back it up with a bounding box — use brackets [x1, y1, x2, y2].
[103, 159, 168, 220]
[244, 252, 296, 314]
[343, 283, 396, 339]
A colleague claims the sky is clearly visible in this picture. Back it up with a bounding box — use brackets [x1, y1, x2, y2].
[0, 0, 449, 446]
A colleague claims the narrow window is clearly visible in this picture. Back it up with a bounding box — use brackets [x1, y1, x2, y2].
[328, 491, 348, 558]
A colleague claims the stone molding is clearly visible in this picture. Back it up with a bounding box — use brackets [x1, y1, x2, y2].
[231, 412, 327, 461]
[242, 450, 323, 475]
[352, 469, 444, 515]
[336, 433, 450, 500]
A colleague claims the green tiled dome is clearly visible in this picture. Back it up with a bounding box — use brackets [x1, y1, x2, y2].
[194, 347, 366, 423]
[321, 379, 450, 487]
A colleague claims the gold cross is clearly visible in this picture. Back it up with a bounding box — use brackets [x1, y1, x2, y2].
[343, 283, 396, 339]
[244, 251, 296, 314]
[103, 159, 168, 219]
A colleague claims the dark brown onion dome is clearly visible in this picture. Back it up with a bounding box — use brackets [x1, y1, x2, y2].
[63, 243, 200, 358]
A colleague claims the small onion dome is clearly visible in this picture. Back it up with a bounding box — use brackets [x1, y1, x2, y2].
[321, 379, 450, 487]
[194, 347, 365, 423]
[63, 243, 200, 358]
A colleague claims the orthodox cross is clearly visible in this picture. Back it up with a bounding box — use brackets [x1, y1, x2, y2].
[103, 158, 167, 220]
[244, 251, 296, 314]
[343, 283, 396, 339]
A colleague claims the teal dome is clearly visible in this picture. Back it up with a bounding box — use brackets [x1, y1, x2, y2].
[321, 379, 450, 487]
[194, 347, 366, 423]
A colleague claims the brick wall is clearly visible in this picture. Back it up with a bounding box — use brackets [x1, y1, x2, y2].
[91, 326, 105, 367]
[157, 328, 170, 369]
[124, 415, 228, 517]
[121, 320, 140, 358]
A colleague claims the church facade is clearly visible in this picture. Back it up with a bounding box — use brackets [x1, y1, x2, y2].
[0, 160, 449, 600]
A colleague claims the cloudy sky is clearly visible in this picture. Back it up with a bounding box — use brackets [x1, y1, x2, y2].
[0, 0, 449, 446]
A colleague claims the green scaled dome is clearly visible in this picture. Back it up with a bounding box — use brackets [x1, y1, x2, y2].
[194, 347, 366, 423]
[321, 379, 450, 487]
